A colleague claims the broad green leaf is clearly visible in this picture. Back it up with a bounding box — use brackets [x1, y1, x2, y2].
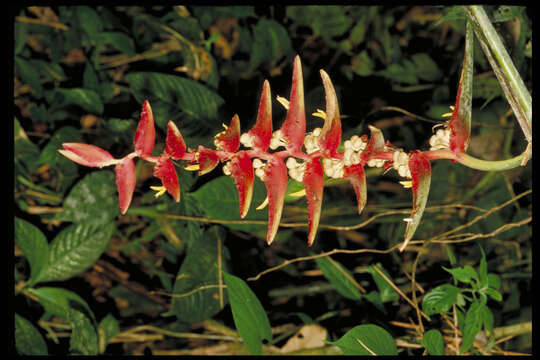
[286, 6, 352, 39]
[75, 6, 103, 42]
[422, 329, 445, 355]
[487, 273, 501, 290]
[125, 72, 224, 130]
[58, 171, 119, 226]
[15, 57, 43, 98]
[460, 300, 485, 353]
[364, 263, 399, 303]
[27, 287, 95, 322]
[250, 19, 292, 68]
[99, 314, 120, 348]
[443, 265, 479, 284]
[99, 32, 136, 56]
[14, 118, 40, 174]
[38, 126, 81, 167]
[315, 256, 362, 300]
[223, 272, 272, 355]
[191, 176, 268, 232]
[327, 324, 397, 355]
[378, 61, 418, 85]
[172, 226, 229, 323]
[412, 53, 442, 82]
[15, 313, 48, 355]
[38, 222, 115, 283]
[422, 284, 460, 316]
[478, 247, 488, 287]
[14, 217, 49, 285]
[53, 88, 104, 114]
[68, 309, 99, 355]
[83, 62, 100, 94]
[351, 50, 374, 76]
[483, 287, 502, 302]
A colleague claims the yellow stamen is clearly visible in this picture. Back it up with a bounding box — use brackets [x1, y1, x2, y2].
[276, 96, 290, 110]
[256, 196, 269, 210]
[399, 180, 413, 188]
[184, 164, 200, 171]
[312, 109, 326, 120]
[288, 189, 306, 197]
[150, 185, 167, 198]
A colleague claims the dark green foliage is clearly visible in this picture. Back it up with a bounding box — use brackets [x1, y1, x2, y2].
[13, 5, 531, 356]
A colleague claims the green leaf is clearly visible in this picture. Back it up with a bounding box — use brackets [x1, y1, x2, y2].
[75, 6, 103, 42]
[364, 263, 399, 303]
[443, 265, 479, 284]
[351, 50, 374, 76]
[38, 222, 115, 283]
[14, 218, 49, 285]
[83, 62, 101, 94]
[172, 226, 229, 323]
[286, 6, 352, 40]
[15, 57, 43, 98]
[487, 273, 501, 290]
[422, 329, 445, 355]
[460, 300, 485, 353]
[99, 314, 120, 348]
[58, 171, 120, 226]
[68, 309, 99, 355]
[483, 287, 502, 302]
[422, 284, 460, 316]
[327, 324, 397, 355]
[250, 19, 292, 68]
[191, 176, 268, 233]
[125, 72, 224, 130]
[99, 32, 136, 56]
[478, 247, 489, 287]
[53, 88, 104, 114]
[315, 256, 362, 300]
[223, 272, 272, 355]
[412, 53, 442, 82]
[38, 126, 82, 167]
[378, 61, 418, 84]
[14, 117, 40, 174]
[15, 313, 48, 355]
[27, 287, 95, 322]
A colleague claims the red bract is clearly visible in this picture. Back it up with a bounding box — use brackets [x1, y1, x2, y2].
[58, 143, 115, 168]
[262, 156, 288, 245]
[279, 55, 306, 155]
[318, 70, 342, 158]
[247, 80, 272, 151]
[401, 150, 431, 251]
[302, 158, 324, 246]
[165, 120, 186, 160]
[115, 157, 136, 214]
[343, 163, 367, 215]
[215, 115, 241, 153]
[196, 147, 220, 176]
[133, 100, 156, 159]
[228, 152, 254, 219]
[154, 154, 180, 202]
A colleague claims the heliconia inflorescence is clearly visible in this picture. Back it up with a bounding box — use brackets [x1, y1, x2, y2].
[60, 49, 474, 249]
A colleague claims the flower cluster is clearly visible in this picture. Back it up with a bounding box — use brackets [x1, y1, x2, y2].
[60, 55, 472, 248]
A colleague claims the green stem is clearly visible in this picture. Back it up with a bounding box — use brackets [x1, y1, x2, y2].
[456, 152, 527, 171]
[464, 5, 532, 142]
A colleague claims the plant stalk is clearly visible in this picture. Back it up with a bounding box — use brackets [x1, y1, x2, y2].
[464, 5, 532, 143]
